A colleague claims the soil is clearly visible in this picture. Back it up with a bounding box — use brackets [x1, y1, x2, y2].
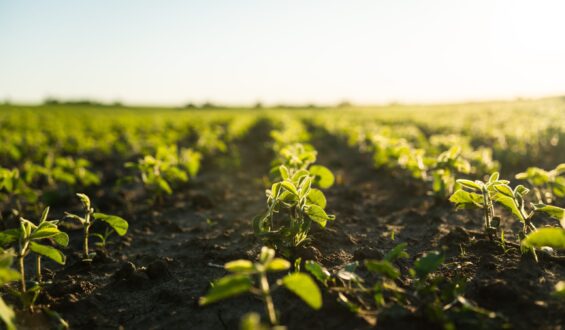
[11, 121, 565, 330]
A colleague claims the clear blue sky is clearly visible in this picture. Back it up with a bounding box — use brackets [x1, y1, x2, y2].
[1, 0, 565, 105]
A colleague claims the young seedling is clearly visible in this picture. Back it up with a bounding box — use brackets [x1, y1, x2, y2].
[199, 246, 322, 327]
[254, 164, 335, 250]
[430, 146, 471, 198]
[520, 204, 565, 260]
[515, 164, 565, 203]
[90, 227, 114, 249]
[65, 193, 128, 261]
[450, 172, 510, 239]
[125, 145, 201, 203]
[0, 207, 68, 310]
[306, 244, 503, 328]
[0, 167, 38, 211]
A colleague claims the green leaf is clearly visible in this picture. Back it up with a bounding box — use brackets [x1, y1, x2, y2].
[199, 274, 252, 305]
[532, 203, 565, 228]
[224, 260, 254, 273]
[493, 194, 525, 222]
[0, 229, 20, 246]
[280, 181, 299, 196]
[0, 268, 20, 286]
[305, 204, 330, 227]
[76, 193, 91, 210]
[0, 251, 14, 269]
[384, 243, 409, 262]
[456, 179, 481, 191]
[282, 273, 322, 310]
[30, 226, 61, 241]
[266, 258, 291, 272]
[156, 177, 173, 195]
[494, 184, 514, 197]
[29, 242, 65, 265]
[0, 297, 16, 330]
[291, 169, 310, 183]
[514, 185, 530, 196]
[489, 172, 500, 183]
[40, 207, 50, 222]
[52, 232, 70, 247]
[521, 228, 565, 250]
[413, 251, 444, 278]
[279, 165, 289, 180]
[304, 261, 331, 285]
[365, 260, 400, 279]
[306, 189, 327, 209]
[449, 189, 483, 209]
[93, 213, 129, 236]
[309, 165, 335, 189]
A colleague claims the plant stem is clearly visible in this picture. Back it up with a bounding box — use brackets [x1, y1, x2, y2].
[84, 211, 92, 259]
[19, 253, 26, 292]
[259, 271, 278, 326]
[36, 256, 42, 283]
[84, 224, 91, 259]
[481, 188, 492, 239]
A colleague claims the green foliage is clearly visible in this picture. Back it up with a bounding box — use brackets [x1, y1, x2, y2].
[430, 146, 471, 198]
[254, 164, 335, 249]
[305, 244, 502, 328]
[199, 246, 322, 326]
[65, 193, 128, 260]
[450, 172, 509, 237]
[125, 145, 201, 201]
[0, 207, 67, 311]
[0, 249, 20, 330]
[516, 164, 565, 203]
[521, 228, 565, 251]
[0, 167, 38, 207]
[23, 154, 100, 188]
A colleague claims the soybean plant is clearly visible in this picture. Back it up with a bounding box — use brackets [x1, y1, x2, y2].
[254, 164, 335, 250]
[65, 193, 128, 261]
[515, 163, 565, 203]
[449, 172, 509, 238]
[199, 246, 322, 327]
[0, 207, 68, 309]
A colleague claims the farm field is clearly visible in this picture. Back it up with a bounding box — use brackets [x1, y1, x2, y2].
[1, 98, 565, 330]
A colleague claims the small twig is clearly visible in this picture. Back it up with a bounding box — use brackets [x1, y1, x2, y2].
[207, 262, 224, 269]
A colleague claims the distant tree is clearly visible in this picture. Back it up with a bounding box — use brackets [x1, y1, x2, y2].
[43, 97, 60, 105]
[184, 103, 197, 109]
[201, 102, 217, 109]
[254, 101, 263, 109]
[336, 100, 352, 108]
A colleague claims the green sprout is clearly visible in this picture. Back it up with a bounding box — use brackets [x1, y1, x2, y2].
[515, 163, 565, 203]
[430, 146, 471, 198]
[0, 207, 68, 310]
[199, 246, 322, 327]
[125, 145, 201, 203]
[65, 193, 128, 261]
[254, 164, 335, 250]
[449, 172, 509, 238]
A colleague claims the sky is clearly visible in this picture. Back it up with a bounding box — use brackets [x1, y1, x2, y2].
[1, 0, 565, 106]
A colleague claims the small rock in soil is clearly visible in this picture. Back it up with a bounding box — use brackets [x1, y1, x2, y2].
[146, 259, 173, 280]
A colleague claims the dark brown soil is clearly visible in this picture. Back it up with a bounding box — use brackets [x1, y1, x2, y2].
[13, 121, 565, 330]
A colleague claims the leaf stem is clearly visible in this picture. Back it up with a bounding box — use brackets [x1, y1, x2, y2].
[259, 271, 278, 326]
